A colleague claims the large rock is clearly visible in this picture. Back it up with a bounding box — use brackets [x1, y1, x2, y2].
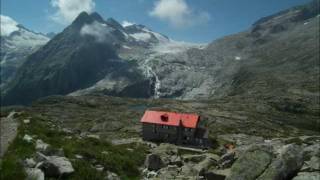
[226, 146, 273, 180]
[293, 172, 320, 180]
[193, 154, 218, 175]
[203, 172, 226, 180]
[183, 154, 207, 163]
[145, 154, 165, 171]
[169, 155, 183, 167]
[257, 144, 303, 180]
[25, 168, 45, 180]
[150, 143, 179, 166]
[302, 143, 320, 160]
[157, 165, 180, 179]
[218, 152, 236, 169]
[24, 158, 36, 168]
[106, 171, 120, 180]
[39, 156, 74, 178]
[35, 139, 50, 152]
[301, 156, 320, 171]
[23, 134, 33, 143]
[203, 169, 230, 180]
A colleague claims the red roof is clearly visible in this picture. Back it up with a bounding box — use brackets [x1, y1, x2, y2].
[140, 110, 200, 128]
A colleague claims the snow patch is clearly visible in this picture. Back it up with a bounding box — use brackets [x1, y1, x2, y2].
[122, 20, 135, 27]
[142, 27, 169, 43]
[234, 56, 241, 61]
[122, 45, 132, 49]
[130, 32, 151, 42]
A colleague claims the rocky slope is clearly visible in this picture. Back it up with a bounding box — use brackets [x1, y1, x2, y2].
[1, 95, 319, 179]
[0, 15, 49, 88]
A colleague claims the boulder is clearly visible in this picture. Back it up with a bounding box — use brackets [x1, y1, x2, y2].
[183, 154, 206, 163]
[34, 152, 49, 162]
[203, 171, 226, 180]
[257, 144, 303, 180]
[25, 168, 44, 180]
[35, 139, 50, 152]
[193, 155, 217, 174]
[169, 155, 183, 167]
[24, 158, 36, 168]
[218, 152, 236, 169]
[95, 164, 104, 172]
[75, 154, 83, 159]
[293, 172, 320, 180]
[145, 153, 165, 171]
[146, 171, 158, 178]
[87, 134, 100, 139]
[39, 156, 74, 178]
[301, 156, 320, 171]
[226, 146, 273, 180]
[23, 119, 30, 124]
[157, 166, 180, 179]
[180, 164, 198, 176]
[23, 134, 33, 143]
[302, 144, 320, 160]
[203, 169, 230, 180]
[299, 136, 320, 145]
[106, 171, 120, 180]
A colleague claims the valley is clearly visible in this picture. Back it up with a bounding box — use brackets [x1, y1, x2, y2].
[0, 0, 319, 179]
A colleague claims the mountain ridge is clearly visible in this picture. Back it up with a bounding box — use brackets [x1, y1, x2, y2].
[1, 0, 319, 108]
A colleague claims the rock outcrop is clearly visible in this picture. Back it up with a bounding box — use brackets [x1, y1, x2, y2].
[38, 156, 74, 178]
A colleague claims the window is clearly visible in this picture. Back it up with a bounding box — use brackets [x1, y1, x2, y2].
[153, 124, 157, 133]
[184, 136, 190, 141]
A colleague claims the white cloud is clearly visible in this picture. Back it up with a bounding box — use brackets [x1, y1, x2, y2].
[149, 0, 210, 28]
[80, 21, 111, 42]
[0, 15, 19, 36]
[50, 0, 95, 24]
[122, 21, 135, 27]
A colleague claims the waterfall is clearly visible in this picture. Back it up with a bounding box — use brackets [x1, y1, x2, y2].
[141, 55, 161, 99]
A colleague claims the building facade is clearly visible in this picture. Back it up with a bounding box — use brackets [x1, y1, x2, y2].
[140, 110, 209, 147]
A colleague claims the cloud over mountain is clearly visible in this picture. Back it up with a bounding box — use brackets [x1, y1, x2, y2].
[149, 0, 210, 28]
[50, 0, 96, 24]
[80, 21, 110, 42]
[0, 15, 19, 36]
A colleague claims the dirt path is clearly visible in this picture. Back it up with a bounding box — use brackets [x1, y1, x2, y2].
[0, 111, 18, 158]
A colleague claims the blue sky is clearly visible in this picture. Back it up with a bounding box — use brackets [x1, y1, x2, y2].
[1, 0, 312, 43]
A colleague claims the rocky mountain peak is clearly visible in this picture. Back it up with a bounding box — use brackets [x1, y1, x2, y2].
[90, 12, 104, 23]
[71, 11, 95, 28]
[106, 18, 124, 30]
